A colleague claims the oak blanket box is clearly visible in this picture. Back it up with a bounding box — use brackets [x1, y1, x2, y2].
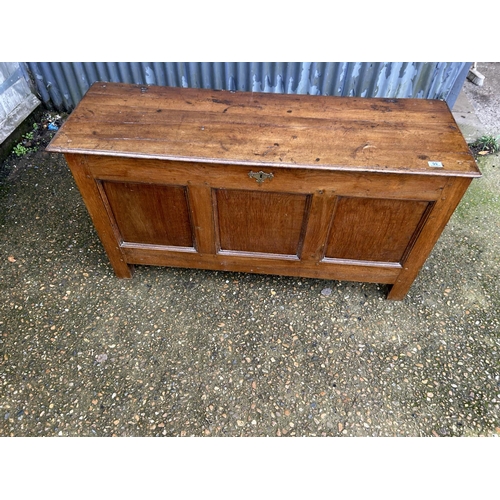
[46, 82, 481, 300]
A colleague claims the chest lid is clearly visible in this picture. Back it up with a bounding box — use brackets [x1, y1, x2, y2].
[47, 81, 481, 178]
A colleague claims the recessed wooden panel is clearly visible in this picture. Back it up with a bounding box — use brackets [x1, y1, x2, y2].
[101, 181, 193, 247]
[325, 197, 431, 263]
[215, 189, 309, 256]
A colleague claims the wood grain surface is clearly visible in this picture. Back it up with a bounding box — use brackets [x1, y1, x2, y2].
[325, 197, 431, 263]
[47, 82, 480, 178]
[215, 189, 310, 255]
[102, 181, 193, 247]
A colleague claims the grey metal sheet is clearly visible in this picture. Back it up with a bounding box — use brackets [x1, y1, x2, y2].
[25, 62, 471, 112]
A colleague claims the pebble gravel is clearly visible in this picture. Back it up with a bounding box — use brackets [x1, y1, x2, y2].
[1, 101, 499, 439]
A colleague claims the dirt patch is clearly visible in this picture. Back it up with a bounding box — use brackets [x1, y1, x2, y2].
[0, 110, 65, 186]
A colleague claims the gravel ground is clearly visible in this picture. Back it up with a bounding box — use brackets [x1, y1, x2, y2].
[462, 62, 500, 136]
[1, 70, 499, 439]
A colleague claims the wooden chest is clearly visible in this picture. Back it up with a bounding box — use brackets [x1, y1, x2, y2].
[46, 82, 480, 300]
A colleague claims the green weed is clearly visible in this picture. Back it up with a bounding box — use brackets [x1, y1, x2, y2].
[11, 123, 40, 157]
[13, 144, 31, 157]
[469, 135, 500, 155]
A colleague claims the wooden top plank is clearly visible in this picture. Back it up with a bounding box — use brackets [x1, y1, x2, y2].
[47, 81, 481, 178]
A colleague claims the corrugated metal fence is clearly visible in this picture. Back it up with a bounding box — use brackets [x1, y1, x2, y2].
[26, 62, 471, 113]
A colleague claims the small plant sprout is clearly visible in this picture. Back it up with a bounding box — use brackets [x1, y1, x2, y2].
[13, 144, 30, 157]
[470, 135, 500, 155]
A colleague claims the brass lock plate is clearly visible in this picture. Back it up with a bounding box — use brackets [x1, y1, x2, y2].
[248, 170, 274, 184]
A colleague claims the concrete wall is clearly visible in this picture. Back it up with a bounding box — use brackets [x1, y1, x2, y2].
[0, 62, 40, 145]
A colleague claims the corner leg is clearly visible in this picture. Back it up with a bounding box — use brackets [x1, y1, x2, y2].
[386, 282, 409, 301]
[64, 153, 133, 279]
